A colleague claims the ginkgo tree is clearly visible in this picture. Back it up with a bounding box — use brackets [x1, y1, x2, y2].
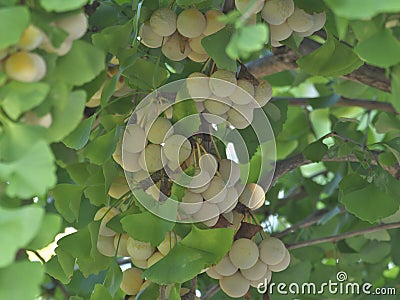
[0, 0, 400, 299]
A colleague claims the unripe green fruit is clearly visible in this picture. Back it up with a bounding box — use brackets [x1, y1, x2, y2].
[177, 8, 206, 38]
[163, 134, 192, 164]
[204, 99, 231, 115]
[150, 8, 177, 37]
[270, 22, 293, 41]
[139, 144, 165, 172]
[209, 70, 237, 97]
[206, 266, 223, 279]
[202, 176, 228, 204]
[229, 238, 259, 269]
[268, 248, 290, 272]
[235, 0, 264, 15]
[259, 237, 286, 265]
[124, 124, 147, 153]
[187, 72, 211, 99]
[254, 80, 272, 107]
[147, 117, 173, 144]
[229, 79, 254, 105]
[240, 259, 268, 281]
[287, 8, 314, 33]
[215, 255, 238, 276]
[219, 272, 250, 298]
[218, 159, 241, 187]
[139, 22, 163, 48]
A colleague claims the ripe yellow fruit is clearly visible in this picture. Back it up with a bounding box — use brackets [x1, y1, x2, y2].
[17, 25, 44, 50]
[131, 258, 148, 269]
[268, 248, 290, 272]
[229, 238, 259, 269]
[215, 254, 238, 276]
[209, 70, 237, 97]
[94, 206, 120, 236]
[254, 80, 272, 107]
[161, 32, 191, 61]
[147, 251, 164, 267]
[229, 79, 254, 105]
[261, 0, 295, 25]
[55, 12, 88, 40]
[124, 124, 147, 153]
[139, 22, 163, 48]
[259, 237, 286, 265]
[238, 183, 265, 210]
[120, 267, 143, 295]
[147, 117, 173, 144]
[114, 234, 130, 257]
[177, 8, 206, 38]
[97, 235, 116, 257]
[188, 51, 209, 62]
[270, 22, 293, 41]
[240, 259, 268, 281]
[287, 8, 314, 33]
[108, 176, 130, 199]
[150, 8, 177, 37]
[206, 266, 223, 279]
[188, 35, 206, 54]
[203, 10, 225, 36]
[139, 144, 166, 172]
[127, 237, 155, 260]
[157, 231, 180, 255]
[219, 272, 250, 298]
[235, 0, 264, 15]
[4, 51, 46, 82]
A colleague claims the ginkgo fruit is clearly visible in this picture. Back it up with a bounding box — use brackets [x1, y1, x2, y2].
[161, 32, 191, 61]
[294, 11, 326, 37]
[249, 268, 272, 288]
[94, 206, 120, 236]
[157, 231, 180, 255]
[120, 267, 143, 295]
[217, 187, 239, 213]
[97, 235, 116, 257]
[206, 266, 223, 279]
[177, 8, 206, 38]
[188, 35, 206, 54]
[199, 154, 218, 177]
[17, 24, 44, 50]
[240, 259, 268, 281]
[261, 0, 295, 25]
[147, 251, 164, 267]
[218, 159, 241, 187]
[4, 51, 46, 82]
[202, 176, 227, 204]
[124, 124, 147, 153]
[219, 272, 250, 298]
[147, 117, 173, 144]
[229, 79, 254, 105]
[188, 51, 209, 62]
[139, 144, 165, 172]
[127, 237, 155, 261]
[209, 70, 237, 97]
[114, 234, 130, 257]
[204, 99, 231, 115]
[215, 255, 238, 276]
[131, 258, 148, 269]
[55, 12, 88, 40]
[182, 190, 203, 214]
[41, 37, 73, 56]
[108, 176, 130, 199]
[259, 237, 286, 265]
[254, 80, 272, 106]
[229, 238, 259, 269]
[163, 134, 192, 164]
[287, 8, 314, 32]
[238, 183, 265, 210]
[227, 106, 252, 129]
[202, 112, 227, 124]
[192, 202, 220, 226]
[122, 151, 141, 172]
[187, 72, 211, 99]
[150, 8, 177, 37]
[188, 168, 211, 193]
[268, 248, 290, 272]
[139, 22, 163, 48]
[203, 10, 225, 36]
[235, 0, 264, 15]
[270, 22, 293, 41]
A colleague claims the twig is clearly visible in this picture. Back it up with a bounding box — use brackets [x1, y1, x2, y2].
[287, 222, 400, 250]
[201, 284, 220, 300]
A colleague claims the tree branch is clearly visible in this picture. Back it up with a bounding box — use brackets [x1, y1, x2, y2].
[271, 96, 397, 114]
[287, 222, 400, 250]
[201, 284, 220, 300]
[247, 39, 391, 93]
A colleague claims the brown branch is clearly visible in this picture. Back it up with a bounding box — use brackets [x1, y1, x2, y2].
[201, 284, 220, 300]
[271, 96, 397, 114]
[247, 39, 391, 93]
[287, 222, 400, 250]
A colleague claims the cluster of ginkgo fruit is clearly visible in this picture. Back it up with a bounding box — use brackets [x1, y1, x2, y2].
[235, 0, 326, 46]
[186, 70, 272, 129]
[0, 12, 87, 83]
[207, 236, 290, 298]
[139, 7, 226, 62]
